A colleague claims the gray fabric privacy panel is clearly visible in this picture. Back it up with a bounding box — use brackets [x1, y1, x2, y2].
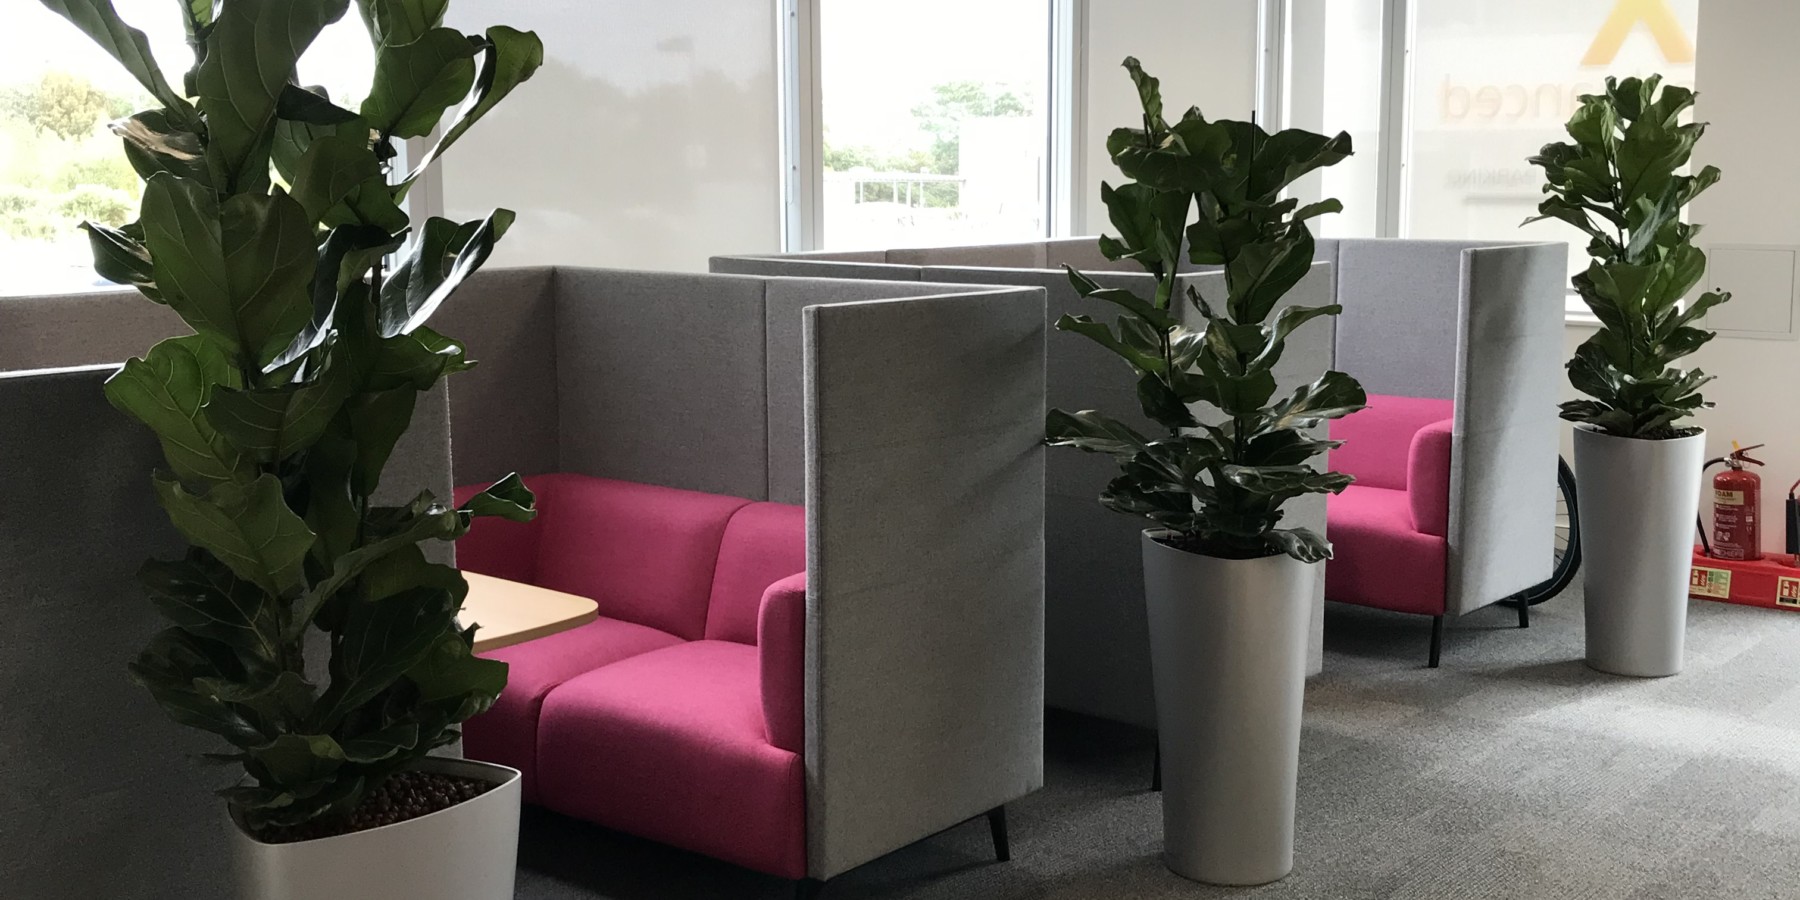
[1045, 237, 1137, 273]
[761, 277, 977, 505]
[803, 288, 1046, 879]
[554, 268, 771, 500]
[1334, 239, 1496, 399]
[709, 254, 925, 282]
[1445, 243, 1568, 615]
[0, 367, 232, 900]
[886, 240, 1048, 269]
[428, 265, 560, 486]
[383, 382, 458, 567]
[0, 289, 188, 372]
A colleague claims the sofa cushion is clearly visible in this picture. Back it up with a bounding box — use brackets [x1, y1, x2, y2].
[533, 474, 752, 639]
[704, 502, 806, 644]
[1326, 485, 1448, 617]
[1409, 419, 1454, 537]
[463, 615, 683, 804]
[1329, 395, 1455, 491]
[538, 640, 806, 879]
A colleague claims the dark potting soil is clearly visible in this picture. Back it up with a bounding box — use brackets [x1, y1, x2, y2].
[254, 771, 495, 844]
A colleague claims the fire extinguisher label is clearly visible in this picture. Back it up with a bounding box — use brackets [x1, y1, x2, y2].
[1691, 566, 1733, 600]
[1715, 489, 1745, 506]
[1779, 577, 1800, 608]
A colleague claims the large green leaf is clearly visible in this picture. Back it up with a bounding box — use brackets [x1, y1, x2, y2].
[204, 354, 357, 463]
[1044, 409, 1150, 458]
[288, 132, 381, 226]
[378, 209, 516, 336]
[356, 0, 450, 48]
[196, 0, 350, 191]
[313, 582, 460, 730]
[105, 335, 252, 489]
[154, 473, 316, 596]
[457, 472, 537, 522]
[289, 491, 464, 640]
[361, 26, 478, 139]
[129, 628, 269, 748]
[402, 26, 544, 188]
[140, 556, 281, 667]
[111, 110, 211, 187]
[82, 221, 160, 301]
[37, 0, 198, 129]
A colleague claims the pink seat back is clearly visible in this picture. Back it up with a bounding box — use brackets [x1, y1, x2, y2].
[705, 503, 807, 644]
[1329, 395, 1455, 491]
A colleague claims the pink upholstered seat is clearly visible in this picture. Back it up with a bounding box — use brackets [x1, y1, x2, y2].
[1326, 395, 1455, 617]
[454, 474, 807, 877]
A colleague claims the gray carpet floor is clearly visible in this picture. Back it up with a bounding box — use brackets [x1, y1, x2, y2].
[516, 588, 1800, 899]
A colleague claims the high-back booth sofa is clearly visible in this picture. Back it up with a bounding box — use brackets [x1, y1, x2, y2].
[0, 267, 1048, 896]
[714, 235, 1567, 719]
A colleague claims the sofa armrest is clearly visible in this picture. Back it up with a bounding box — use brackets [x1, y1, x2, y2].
[1408, 419, 1454, 537]
[757, 571, 808, 753]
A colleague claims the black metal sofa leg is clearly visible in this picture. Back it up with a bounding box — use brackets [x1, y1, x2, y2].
[1429, 615, 1444, 668]
[1518, 597, 1531, 629]
[987, 805, 1011, 863]
[1151, 744, 1162, 792]
[795, 877, 825, 900]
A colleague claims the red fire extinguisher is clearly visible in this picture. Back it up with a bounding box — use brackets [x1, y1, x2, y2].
[1707, 443, 1765, 562]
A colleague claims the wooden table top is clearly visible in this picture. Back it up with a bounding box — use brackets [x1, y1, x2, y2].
[461, 572, 599, 653]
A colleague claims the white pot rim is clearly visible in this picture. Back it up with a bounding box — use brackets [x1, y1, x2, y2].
[1141, 529, 1297, 564]
[229, 757, 522, 847]
[1573, 423, 1707, 444]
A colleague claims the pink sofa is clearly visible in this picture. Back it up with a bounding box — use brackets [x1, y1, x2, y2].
[1325, 394, 1458, 666]
[455, 474, 811, 879]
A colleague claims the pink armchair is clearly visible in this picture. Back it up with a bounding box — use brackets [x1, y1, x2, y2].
[1325, 395, 1461, 665]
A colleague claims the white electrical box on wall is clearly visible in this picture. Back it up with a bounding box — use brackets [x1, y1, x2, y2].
[1700, 244, 1800, 340]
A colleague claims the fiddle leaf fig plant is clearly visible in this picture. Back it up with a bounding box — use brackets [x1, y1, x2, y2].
[1046, 58, 1366, 563]
[40, 0, 545, 832]
[1527, 74, 1730, 439]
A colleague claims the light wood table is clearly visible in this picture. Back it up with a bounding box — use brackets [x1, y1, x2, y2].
[461, 572, 599, 653]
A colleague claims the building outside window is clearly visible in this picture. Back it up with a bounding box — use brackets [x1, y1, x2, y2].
[817, 0, 1049, 250]
[0, 3, 372, 296]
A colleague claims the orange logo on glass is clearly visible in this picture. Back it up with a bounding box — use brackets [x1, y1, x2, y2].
[1582, 0, 1696, 66]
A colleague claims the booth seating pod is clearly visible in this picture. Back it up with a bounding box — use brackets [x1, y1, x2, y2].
[714, 235, 1567, 692]
[426, 267, 1048, 887]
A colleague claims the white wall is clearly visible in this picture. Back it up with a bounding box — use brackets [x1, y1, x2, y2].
[437, 0, 784, 271]
[1560, 1, 1800, 554]
[1077, 0, 1260, 235]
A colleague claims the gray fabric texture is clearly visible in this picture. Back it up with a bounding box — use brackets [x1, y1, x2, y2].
[0, 289, 188, 372]
[513, 593, 1800, 900]
[1444, 244, 1568, 614]
[711, 255, 925, 282]
[886, 241, 1048, 269]
[804, 289, 1047, 880]
[553, 268, 770, 499]
[1332, 239, 1495, 399]
[431, 266, 561, 485]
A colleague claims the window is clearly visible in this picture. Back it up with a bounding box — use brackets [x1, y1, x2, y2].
[0, 4, 373, 296]
[814, 0, 1051, 250]
[1285, 0, 1700, 297]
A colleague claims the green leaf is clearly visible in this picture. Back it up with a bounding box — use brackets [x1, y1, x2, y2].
[204, 354, 357, 462]
[340, 721, 421, 764]
[289, 491, 465, 640]
[82, 221, 160, 301]
[140, 554, 282, 667]
[36, 0, 199, 129]
[196, 0, 351, 191]
[110, 110, 211, 187]
[357, 0, 450, 48]
[1044, 409, 1150, 458]
[1137, 372, 1197, 429]
[105, 336, 252, 489]
[361, 27, 478, 139]
[250, 734, 345, 786]
[368, 325, 473, 390]
[129, 628, 268, 748]
[378, 210, 517, 336]
[154, 473, 316, 596]
[1268, 370, 1367, 429]
[406, 632, 505, 705]
[288, 132, 381, 225]
[1066, 265, 1175, 329]
[313, 581, 461, 730]
[402, 26, 545, 187]
[1120, 57, 1166, 133]
[1265, 527, 1332, 563]
[1053, 314, 1163, 373]
[276, 83, 361, 125]
[458, 472, 536, 522]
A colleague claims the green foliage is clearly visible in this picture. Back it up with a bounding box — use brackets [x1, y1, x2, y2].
[1044, 58, 1365, 563]
[1527, 75, 1729, 438]
[0, 71, 126, 140]
[40, 0, 545, 832]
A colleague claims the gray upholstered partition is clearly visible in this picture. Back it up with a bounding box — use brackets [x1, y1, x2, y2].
[713, 246, 1335, 728]
[0, 365, 453, 897]
[436, 266, 1048, 878]
[804, 291, 1045, 878]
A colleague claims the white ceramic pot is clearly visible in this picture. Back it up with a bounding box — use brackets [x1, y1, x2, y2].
[1574, 425, 1706, 677]
[1141, 531, 1315, 886]
[230, 757, 522, 900]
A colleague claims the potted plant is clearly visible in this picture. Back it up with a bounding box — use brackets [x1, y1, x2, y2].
[1527, 75, 1729, 678]
[1046, 58, 1362, 886]
[38, 0, 544, 896]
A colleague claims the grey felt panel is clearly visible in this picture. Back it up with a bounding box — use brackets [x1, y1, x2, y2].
[1445, 243, 1568, 615]
[804, 288, 1046, 879]
[0, 289, 189, 372]
[1334, 239, 1495, 399]
[0, 367, 228, 899]
[386, 382, 458, 567]
[710, 255, 924, 283]
[762, 277, 981, 505]
[1045, 237, 1137, 273]
[887, 241, 1047, 269]
[429, 265, 560, 486]
[553, 268, 770, 499]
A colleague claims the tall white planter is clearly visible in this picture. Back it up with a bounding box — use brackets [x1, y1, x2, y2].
[231, 757, 522, 900]
[1141, 532, 1314, 886]
[1574, 426, 1706, 677]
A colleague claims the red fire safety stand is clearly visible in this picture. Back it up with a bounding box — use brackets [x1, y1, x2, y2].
[1690, 444, 1800, 611]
